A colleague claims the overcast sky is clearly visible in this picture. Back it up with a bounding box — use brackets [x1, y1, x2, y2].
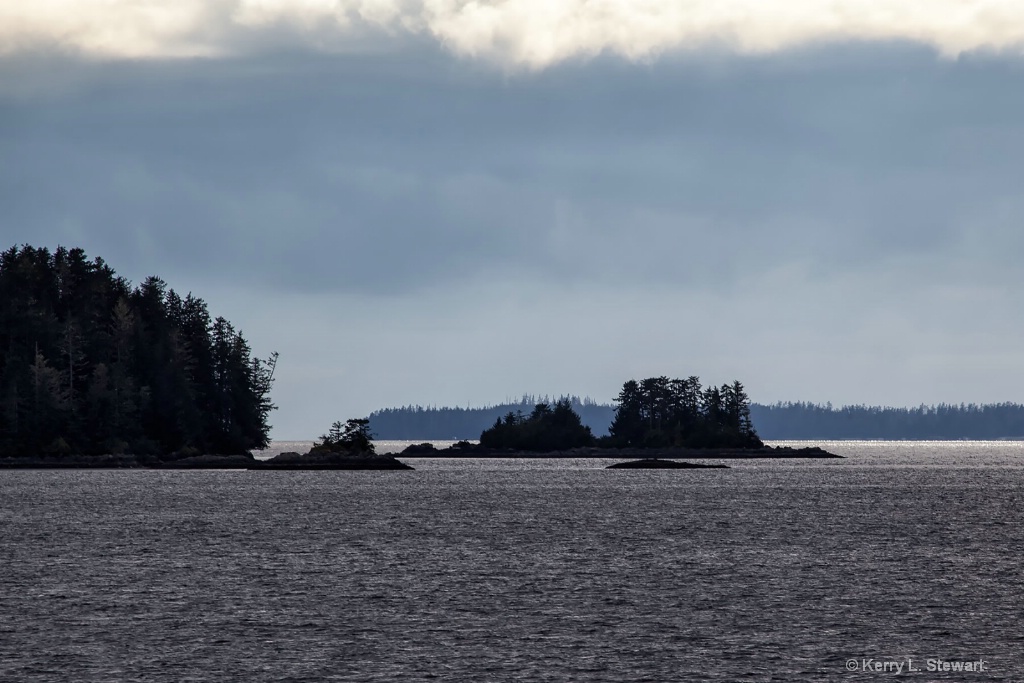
[3, 1, 1024, 438]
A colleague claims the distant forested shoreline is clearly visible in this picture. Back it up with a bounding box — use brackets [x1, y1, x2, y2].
[369, 398, 1024, 441]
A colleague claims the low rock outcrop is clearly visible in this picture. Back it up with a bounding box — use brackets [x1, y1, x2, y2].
[255, 449, 413, 470]
[606, 459, 729, 469]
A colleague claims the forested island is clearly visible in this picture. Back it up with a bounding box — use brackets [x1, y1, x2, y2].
[258, 418, 412, 470]
[395, 379, 838, 460]
[384, 376, 765, 451]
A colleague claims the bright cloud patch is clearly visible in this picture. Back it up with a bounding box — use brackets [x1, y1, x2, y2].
[2, 0, 1024, 65]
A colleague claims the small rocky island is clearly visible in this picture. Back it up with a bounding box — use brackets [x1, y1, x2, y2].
[606, 459, 729, 469]
[258, 453, 411, 473]
[255, 453, 412, 470]
[255, 418, 413, 470]
[397, 380, 842, 462]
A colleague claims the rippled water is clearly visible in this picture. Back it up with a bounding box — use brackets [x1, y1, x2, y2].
[2, 442, 1022, 682]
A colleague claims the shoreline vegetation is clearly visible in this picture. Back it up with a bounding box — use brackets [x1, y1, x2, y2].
[2, 245, 842, 470]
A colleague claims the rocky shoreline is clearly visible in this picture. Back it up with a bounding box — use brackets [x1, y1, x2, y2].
[0, 451, 413, 470]
[397, 443, 841, 459]
[0, 445, 840, 469]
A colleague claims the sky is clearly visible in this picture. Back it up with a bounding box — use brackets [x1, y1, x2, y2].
[2, 1, 1024, 439]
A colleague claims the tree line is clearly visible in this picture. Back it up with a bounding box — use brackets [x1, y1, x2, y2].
[476, 377, 761, 451]
[479, 399, 596, 451]
[369, 395, 613, 440]
[0, 245, 277, 457]
[753, 401, 1024, 440]
[369, 397, 1024, 440]
[607, 376, 761, 448]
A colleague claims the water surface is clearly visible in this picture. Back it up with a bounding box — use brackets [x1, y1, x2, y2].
[2, 442, 1022, 681]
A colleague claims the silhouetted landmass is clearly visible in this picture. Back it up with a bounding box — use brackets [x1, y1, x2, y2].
[255, 417, 412, 469]
[0, 451, 413, 470]
[370, 395, 612, 439]
[398, 443, 839, 459]
[480, 399, 596, 451]
[371, 399, 1024, 440]
[0, 245, 277, 459]
[606, 459, 729, 469]
[258, 450, 412, 470]
[605, 376, 762, 448]
[0, 414, 410, 469]
[310, 418, 377, 455]
[473, 377, 761, 452]
[398, 379, 835, 457]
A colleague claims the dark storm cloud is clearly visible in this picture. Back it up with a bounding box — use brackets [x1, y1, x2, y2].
[3, 43, 1024, 297]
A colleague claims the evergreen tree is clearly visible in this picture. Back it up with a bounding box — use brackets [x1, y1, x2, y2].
[311, 418, 375, 454]
[0, 244, 277, 457]
[479, 399, 595, 451]
[608, 380, 644, 446]
[606, 375, 763, 448]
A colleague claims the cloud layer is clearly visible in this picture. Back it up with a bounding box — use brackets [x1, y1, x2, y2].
[3, 27, 1024, 435]
[4, 0, 1024, 66]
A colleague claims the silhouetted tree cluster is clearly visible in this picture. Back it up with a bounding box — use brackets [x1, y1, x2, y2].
[310, 418, 375, 454]
[0, 245, 277, 457]
[479, 399, 596, 451]
[369, 395, 613, 439]
[608, 376, 762, 448]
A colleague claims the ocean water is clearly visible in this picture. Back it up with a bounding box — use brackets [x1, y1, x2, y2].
[1, 442, 1022, 682]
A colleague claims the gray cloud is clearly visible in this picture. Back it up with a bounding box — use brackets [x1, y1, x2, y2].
[4, 46, 1023, 293]
[3, 44, 1023, 436]
[5, 1, 1024, 66]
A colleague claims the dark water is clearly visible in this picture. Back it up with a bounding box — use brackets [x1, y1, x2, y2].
[2, 442, 1022, 682]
